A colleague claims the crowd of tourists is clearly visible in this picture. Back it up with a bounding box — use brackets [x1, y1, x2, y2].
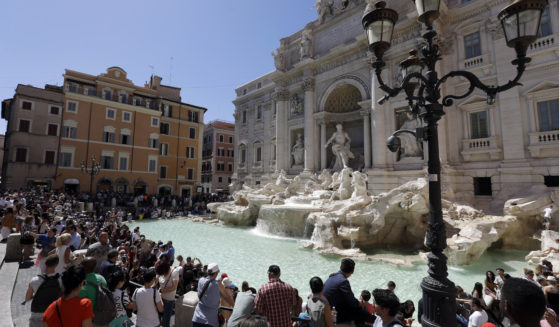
[0, 189, 557, 327]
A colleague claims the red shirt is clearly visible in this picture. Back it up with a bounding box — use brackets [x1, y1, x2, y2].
[254, 278, 294, 327]
[43, 297, 94, 327]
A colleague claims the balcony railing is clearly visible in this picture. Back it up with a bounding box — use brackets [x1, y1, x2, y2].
[529, 35, 555, 52]
[461, 136, 502, 161]
[65, 85, 160, 110]
[528, 130, 559, 158]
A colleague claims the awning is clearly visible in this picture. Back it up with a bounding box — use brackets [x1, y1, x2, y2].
[64, 178, 80, 185]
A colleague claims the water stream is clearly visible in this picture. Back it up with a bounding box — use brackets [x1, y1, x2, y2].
[129, 218, 529, 308]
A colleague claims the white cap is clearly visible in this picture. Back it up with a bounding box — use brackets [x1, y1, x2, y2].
[208, 263, 220, 274]
[222, 277, 232, 287]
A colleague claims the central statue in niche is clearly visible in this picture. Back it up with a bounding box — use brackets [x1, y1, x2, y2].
[325, 123, 354, 171]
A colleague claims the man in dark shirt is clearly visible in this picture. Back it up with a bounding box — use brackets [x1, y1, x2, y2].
[99, 249, 120, 280]
[323, 258, 375, 327]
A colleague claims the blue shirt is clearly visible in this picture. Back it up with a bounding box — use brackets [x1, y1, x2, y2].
[38, 234, 56, 255]
[167, 246, 175, 262]
[192, 277, 220, 327]
[69, 232, 81, 250]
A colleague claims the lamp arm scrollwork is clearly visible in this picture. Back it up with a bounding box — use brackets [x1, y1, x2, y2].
[374, 66, 429, 104]
[437, 56, 528, 107]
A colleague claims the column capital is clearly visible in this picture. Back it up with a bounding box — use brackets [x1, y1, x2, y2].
[302, 77, 315, 92]
[272, 88, 290, 101]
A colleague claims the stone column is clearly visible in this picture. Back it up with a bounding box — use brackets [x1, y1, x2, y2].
[371, 70, 388, 169]
[359, 106, 372, 168]
[303, 77, 316, 171]
[320, 122, 327, 170]
[274, 88, 290, 172]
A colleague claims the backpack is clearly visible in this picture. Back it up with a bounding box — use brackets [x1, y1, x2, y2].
[86, 275, 117, 325]
[31, 274, 61, 313]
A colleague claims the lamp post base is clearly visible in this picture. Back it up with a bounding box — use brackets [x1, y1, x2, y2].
[420, 252, 456, 327]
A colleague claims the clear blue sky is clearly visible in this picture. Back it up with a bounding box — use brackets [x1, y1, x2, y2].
[0, 0, 318, 133]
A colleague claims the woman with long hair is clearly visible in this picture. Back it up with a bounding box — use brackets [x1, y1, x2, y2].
[50, 233, 72, 274]
[484, 270, 498, 309]
[108, 270, 134, 327]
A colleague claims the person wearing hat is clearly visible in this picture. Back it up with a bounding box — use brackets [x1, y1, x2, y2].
[254, 265, 295, 327]
[193, 263, 232, 327]
[544, 275, 559, 315]
[323, 258, 375, 327]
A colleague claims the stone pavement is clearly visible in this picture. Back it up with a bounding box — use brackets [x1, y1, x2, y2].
[11, 259, 39, 327]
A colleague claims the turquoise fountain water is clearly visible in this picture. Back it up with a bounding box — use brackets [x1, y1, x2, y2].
[129, 219, 529, 307]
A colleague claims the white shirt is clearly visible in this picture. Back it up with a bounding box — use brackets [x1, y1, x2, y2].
[112, 289, 130, 318]
[468, 310, 488, 327]
[372, 315, 403, 327]
[545, 207, 553, 218]
[158, 268, 180, 301]
[132, 287, 162, 327]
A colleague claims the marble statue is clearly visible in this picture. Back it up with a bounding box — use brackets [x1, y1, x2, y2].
[325, 124, 354, 171]
[351, 171, 368, 198]
[331, 167, 353, 200]
[318, 169, 333, 189]
[300, 29, 313, 60]
[314, 0, 330, 24]
[396, 112, 424, 161]
[290, 94, 303, 115]
[271, 41, 288, 71]
[291, 133, 305, 166]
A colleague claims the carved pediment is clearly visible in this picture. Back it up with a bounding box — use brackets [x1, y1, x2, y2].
[458, 95, 490, 110]
[523, 81, 559, 96]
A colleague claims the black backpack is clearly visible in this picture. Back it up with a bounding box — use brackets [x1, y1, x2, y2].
[86, 276, 117, 325]
[31, 274, 61, 313]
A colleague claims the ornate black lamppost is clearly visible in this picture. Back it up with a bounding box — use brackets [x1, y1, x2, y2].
[362, 0, 547, 325]
[81, 155, 101, 194]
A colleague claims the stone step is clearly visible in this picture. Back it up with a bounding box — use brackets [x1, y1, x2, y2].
[0, 259, 18, 327]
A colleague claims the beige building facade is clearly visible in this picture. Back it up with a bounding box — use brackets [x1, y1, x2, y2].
[1, 84, 64, 190]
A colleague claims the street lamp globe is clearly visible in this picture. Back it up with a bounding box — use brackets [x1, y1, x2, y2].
[498, 0, 548, 56]
[400, 50, 424, 80]
[362, 1, 398, 60]
[413, 0, 441, 26]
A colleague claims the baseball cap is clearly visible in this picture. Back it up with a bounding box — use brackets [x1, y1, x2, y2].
[208, 263, 220, 274]
[221, 273, 228, 279]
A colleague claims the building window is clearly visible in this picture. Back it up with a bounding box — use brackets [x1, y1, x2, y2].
[63, 126, 77, 138]
[49, 106, 60, 115]
[59, 152, 73, 167]
[66, 101, 78, 113]
[160, 143, 169, 156]
[242, 111, 247, 124]
[538, 7, 552, 38]
[162, 104, 172, 117]
[101, 155, 114, 169]
[219, 135, 224, 142]
[257, 105, 263, 120]
[103, 131, 116, 143]
[241, 149, 246, 163]
[228, 177, 232, 184]
[122, 111, 132, 122]
[229, 136, 233, 143]
[474, 177, 492, 196]
[44, 150, 55, 164]
[538, 99, 559, 132]
[189, 127, 196, 139]
[464, 32, 481, 59]
[218, 177, 223, 183]
[18, 119, 31, 132]
[228, 163, 233, 171]
[119, 93, 127, 104]
[149, 159, 157, 172]
[120, 134, 131, 145]
[87, 88, 96, 96]
[187, 168, 194, 180]
[544, 176, 559, 187]
[160, 166, 168, 178]
[15, 148, 27, 162]
[151, 117, 159, 127]
[255, 147, 262, 162]
[160, 123, 170, 135]
[257, 82, 262, 89]
[186, 147, 195, 158]
[188, 110, 199, 122]
[217, 163, 224, 171]
[68, 84, 78, 92]
[149, 137, 159, 148]
[470, 111, 489, 139]
[119, 157, 128, 170]
[21, 100, 33, 110]
[104, 89, 112, 100]
[106, 108, 116, 120]
[47, 124, 58, 136]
